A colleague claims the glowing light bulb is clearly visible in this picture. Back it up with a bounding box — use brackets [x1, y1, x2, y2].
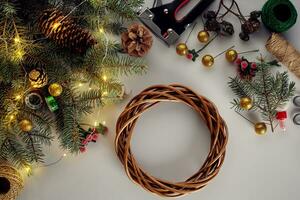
[52, 22, 62, 30]
[78, 83, 83, 87]
[63, 153, 67, 157]
[14, 49, 25, 60]
[103, 91, 108, 96]
[102, 121, 106, 125]
[25, 166, 31, 173]
[14, 36, 21, 44]
[15, 94, 22, 100]
[94, 121, 98, 126]
[99, 27, 104, 33]
[102, 75, 107, 82]
[9, 114, 16, 121]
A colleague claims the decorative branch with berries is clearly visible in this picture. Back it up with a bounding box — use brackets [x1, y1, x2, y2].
[228, 56, 296, 134]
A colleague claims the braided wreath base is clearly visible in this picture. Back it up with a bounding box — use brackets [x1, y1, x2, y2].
[115, 84, 229, 197]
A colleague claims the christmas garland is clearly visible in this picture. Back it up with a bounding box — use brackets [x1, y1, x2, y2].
[0, 0, 151, 171]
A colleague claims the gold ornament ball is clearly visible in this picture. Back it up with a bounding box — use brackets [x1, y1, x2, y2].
[197, 31, 210, 43]
[19, 119, 33, 132]
[176, 43, 188, 56]
[48, 83, 63, 97]
[255, 122, 267, 135]
[240, 97, 253, 110]
[225, 49, 238, 62]
[202, 55, 214, 67]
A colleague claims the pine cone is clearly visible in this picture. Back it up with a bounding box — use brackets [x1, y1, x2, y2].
[121, 24, 153, 57]
[38, 8, 96, 54]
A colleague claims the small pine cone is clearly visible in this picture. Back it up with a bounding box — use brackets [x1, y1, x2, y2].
[204, 19, 221, 32]
[38, 8, 96, 53]
[121, 24, 153, 57]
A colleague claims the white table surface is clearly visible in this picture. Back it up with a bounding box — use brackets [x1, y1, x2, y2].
[19, 0, 300, 200]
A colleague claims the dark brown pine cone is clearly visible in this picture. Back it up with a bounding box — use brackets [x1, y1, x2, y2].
[121, 24, 153, 57]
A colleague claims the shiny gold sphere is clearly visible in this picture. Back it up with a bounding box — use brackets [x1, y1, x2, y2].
[48, 83, 63, 97]
[240, 97, 253, 110]
[225, 49, 238, 62]
[255, 122, 267, 135]
[19, 119, 33, 132]
[176, 43, 188, 56]
[202, 55, 214, 67]
[197, 31, 210, 43]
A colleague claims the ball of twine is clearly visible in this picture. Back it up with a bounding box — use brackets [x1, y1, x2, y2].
[266, 33, 300, 78]
[262, 0, 297, 33]
[0, 161, 24, 200]
[115, 84, 228, 197]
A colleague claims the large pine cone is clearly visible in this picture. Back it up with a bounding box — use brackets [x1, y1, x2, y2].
[121, 24, 153, 57]
[38, 8, 96, 54]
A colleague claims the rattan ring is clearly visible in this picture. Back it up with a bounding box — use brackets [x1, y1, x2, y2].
[115, 84, 229, 197]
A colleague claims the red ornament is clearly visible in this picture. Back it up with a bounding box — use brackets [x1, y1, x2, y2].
[276, 111, 287, 131]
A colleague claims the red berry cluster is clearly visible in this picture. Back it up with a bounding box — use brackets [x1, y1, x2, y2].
[235, 57, 257, 80]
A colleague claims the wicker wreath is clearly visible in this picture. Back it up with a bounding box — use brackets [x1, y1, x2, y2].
[0, 161, 24, 200]
[115, 84, 228, 197]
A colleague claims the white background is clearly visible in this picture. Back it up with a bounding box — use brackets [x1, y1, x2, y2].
[19, 0, 300, 200]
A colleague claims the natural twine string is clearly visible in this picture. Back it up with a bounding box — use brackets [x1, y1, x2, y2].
[115, 84, 228, 197]
[266, 33, 300, 78]
[0, 162, 24, 200]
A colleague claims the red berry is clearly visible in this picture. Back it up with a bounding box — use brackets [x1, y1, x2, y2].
[82, 139, 88, 145]
[251, 62, 257, 69]
[235, 58, 242, 65]
[186, 53, 193, 60]
[92, 134, 99, 141]
[80, 146, 87, 153]
[241, 61, 249, 70]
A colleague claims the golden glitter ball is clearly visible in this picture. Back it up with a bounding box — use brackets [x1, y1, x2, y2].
[202, 55, 214, 67]
[240, 97, 253, 110]
[197, 31, 210, 43]
[176, 43, 188, 56]
[255, 122, 267, 135]
[225, 49, 238, 62]
[48, 83, 63, 97]
[19, 119, 33, 132]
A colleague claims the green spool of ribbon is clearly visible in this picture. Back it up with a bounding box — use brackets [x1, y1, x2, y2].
[262, 0, 298, 33]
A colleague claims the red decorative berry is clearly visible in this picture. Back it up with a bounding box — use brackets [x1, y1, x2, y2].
[186, 53, 193, 60]
[251, 62, 257, 69]
[241, 61, 249, 70]
[92, 134, 99, 141]
[80, 146, 87, 153]
[235, 58, 242, 65]
[82, 139, 88, 145]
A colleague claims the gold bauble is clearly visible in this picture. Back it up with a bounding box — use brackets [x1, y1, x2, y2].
[240, 97, 253, 110]
[19, 119, 33, 132]
[48, 83, 63, 97]
[225, 49, 238, 62]
[29, 68, 48, 88]
[202, 55, 214, 67]
[255, 122, 267, 135]
[176, 43, 188, 56]
[197, 31, 210, 43]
